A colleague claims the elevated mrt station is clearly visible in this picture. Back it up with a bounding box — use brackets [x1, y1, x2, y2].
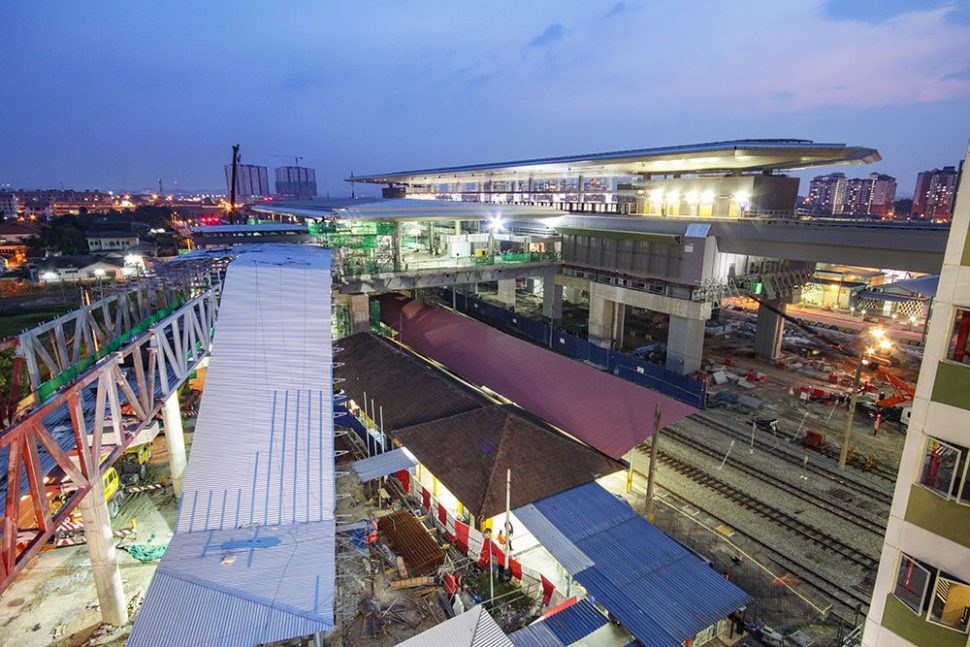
[249, 139, 948, 375]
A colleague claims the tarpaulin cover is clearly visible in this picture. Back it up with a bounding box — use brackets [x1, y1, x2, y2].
[381, 296, 695, 459]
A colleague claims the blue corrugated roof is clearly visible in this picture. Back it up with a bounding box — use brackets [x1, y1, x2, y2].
[543, 599, 608, 645]
[519, 482, 752, 647]
[508, 621, 565, 647]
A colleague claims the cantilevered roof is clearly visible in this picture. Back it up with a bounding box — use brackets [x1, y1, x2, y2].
[130, 244, 336, 647]
[390, 405, 624, 519]
[253, 197, 565, 221]
[516, 483, 752, 647]
[351, 139, 880, 184]
[398, 605, 512, 647]
[380, 296, 696, 459]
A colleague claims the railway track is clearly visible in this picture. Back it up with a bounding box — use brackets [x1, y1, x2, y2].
[653, 483, 875, 612]
[648, 448, 880, 572]
[689, 413, 895, 505]
[662, 426, 887, 535]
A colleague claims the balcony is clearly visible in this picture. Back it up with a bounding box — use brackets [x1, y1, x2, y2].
[881, 595, 968, 647]
[904, 485, 970, 549]
[932, 361, 970, 411]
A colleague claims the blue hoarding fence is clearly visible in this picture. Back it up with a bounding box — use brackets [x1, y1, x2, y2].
[434, 288, 706, 409]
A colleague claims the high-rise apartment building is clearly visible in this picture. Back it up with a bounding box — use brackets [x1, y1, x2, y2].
[275, 166, 317, 199]
[913, 166, 959, 220]
[807, 173, 848, 215]
[863, 146, 970, 645]
[224, 164, 270, 201]
[814, 172, 896, 217]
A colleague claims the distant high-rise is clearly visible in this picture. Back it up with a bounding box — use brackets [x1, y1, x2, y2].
[807, 173, 848, 215]
[224, 164, 270, 201]
[865, 173, 897, 218]
[275, 166, 317, 199]
[913, 166, 959, 220]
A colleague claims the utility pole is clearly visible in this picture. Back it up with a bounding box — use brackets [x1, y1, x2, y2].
[645, 403, 662, 522]
[504, 468, 512, 555]
[228, 144, 240, 225]
[839, 350, 867, 472]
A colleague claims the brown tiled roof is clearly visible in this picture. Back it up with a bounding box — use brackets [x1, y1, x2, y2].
[390, 405, 624, 520]
[335, 333, 486, 431]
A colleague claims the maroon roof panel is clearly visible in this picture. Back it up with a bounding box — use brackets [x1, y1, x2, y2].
[380, 296, 696, 459]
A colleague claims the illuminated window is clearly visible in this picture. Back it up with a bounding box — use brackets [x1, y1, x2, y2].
[947, 308, 970, 364]
[918, 436, 970, 504]
[929, 572, 970, 634]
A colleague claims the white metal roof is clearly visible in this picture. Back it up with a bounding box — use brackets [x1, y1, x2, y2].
[130, 244, 336, 646]
[351, 447, 418, 482]
[253, 197, 566, 221]
[398, 605, 513, 647]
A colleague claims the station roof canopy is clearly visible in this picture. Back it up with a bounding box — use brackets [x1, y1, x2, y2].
[349, 139, 880, 184]
[253, 197, 565, 221]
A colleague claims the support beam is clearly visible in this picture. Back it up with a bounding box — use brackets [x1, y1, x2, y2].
[754, 298, 786, 361]
[666, 314, 706, 375]
[78, 478, 128, 627]
[542, 275, 563, 320]
[349, 294, 371, 333]
[497, 279, 516, 308]
[162, 391, 186, 499]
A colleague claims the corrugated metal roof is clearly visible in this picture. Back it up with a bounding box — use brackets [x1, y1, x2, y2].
[381, 297, 696, 459]
[130, 244, 336, 646]
[254, 198, 566, 221]
[517, 483, 752, 647]
[351, 447, 417, 482]
[398, 605, 513, 647]
[512, 505, 594, 574]
[508, 621, 565, 647]
[543, 599, 608, 645]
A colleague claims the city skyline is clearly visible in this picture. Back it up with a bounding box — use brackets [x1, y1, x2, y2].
[1, 1, 969, 195]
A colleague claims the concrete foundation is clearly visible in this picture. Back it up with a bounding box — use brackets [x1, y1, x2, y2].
[78, 478, 128, 626]
[542, 275, 563, 320]
[754, 299, 786, 361]
[162, 390, 186, 499]
[667, 314, 706, 374]
[349, 294, 370, 333]
[497, 279, 516, 307]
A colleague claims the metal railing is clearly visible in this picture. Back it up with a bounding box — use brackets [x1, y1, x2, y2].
[337, 251, 561, 277]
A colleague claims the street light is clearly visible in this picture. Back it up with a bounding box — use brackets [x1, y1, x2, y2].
[94, 268, 106, 300]
[482, 527, 494, 608]
[839, 328, 893, 471]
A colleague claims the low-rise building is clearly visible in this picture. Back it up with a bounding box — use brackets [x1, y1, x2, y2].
[32, 255, 126, 283]
[86, 231, 140, 252]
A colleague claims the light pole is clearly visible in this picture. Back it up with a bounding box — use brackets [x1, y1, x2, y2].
[839, 328, 893, 471]
[94, 268, 106, 300]
[482, 527, 494, 608]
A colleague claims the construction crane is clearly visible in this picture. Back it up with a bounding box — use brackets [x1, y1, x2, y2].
[228, 144, 240, 225]
[271, 154, 304, 167]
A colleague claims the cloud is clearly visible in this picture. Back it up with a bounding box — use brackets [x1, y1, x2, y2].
[525, 23, 566, 48]
[602, 2, 637, 19]
[943, 65, 970, 80]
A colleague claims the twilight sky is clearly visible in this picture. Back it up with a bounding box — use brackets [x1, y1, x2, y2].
[1, 1, 969, 197]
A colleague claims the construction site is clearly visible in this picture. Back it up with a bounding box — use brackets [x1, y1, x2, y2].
[0, 139, 964, 647]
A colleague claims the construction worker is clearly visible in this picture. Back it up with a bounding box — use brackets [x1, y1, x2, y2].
[497, 529, 506, 546]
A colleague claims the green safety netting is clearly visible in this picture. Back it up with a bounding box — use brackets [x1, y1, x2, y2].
[36, 295, 189, 403]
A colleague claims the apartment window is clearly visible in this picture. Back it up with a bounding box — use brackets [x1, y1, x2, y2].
[947, 308, 970, 364]
[894, 554, 932, 613]
[918, 436, 970, 504]
[893, 553, 970, 633]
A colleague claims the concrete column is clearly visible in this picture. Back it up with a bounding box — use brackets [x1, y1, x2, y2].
[454, 220, 461, 235]
[162, 391, 186, 498]
[666, 314, 706, 374]
[542, 275, 563, 320]
[497, 279, 516, 308]
[754, 299, 786, 361]
[588, 294, 615, 348]
[349, 294, 370, 333]
[78, 477, 128, 626]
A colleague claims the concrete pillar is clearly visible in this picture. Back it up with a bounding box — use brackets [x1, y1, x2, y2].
[349, 294, 370, 333]
[754, 299, 786, 361]
[162, 391, 186, 498]
[78, 477, 128, 626]
[454, 220, 462, 235]
[588, 293, 612, 348]
[542, 275, 563, 320]
[666, 314, 706, 375]
[497, 279, 516, 308]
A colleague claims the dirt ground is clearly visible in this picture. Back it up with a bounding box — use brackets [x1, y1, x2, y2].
[0, 426, 194, 647]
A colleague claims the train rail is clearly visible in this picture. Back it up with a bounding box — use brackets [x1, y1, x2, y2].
[646, 447, 880, 572]
[689, 413, 895, 505]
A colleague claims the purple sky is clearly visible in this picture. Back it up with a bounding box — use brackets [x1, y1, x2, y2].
[1, 1, 968, 197]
